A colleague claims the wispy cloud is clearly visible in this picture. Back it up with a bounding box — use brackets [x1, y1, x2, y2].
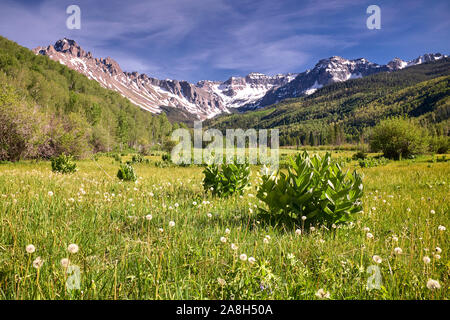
[0, 0, 448, 82]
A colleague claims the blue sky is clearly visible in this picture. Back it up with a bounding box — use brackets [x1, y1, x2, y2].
[0, 0, 448, 82]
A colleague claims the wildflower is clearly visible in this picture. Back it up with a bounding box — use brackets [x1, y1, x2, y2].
[231, 243, 238, 250]
[60, 258, 70, 268]
[423, 256, 431, 264]
[394, 247, 403, 255]
[406, 208, 411, 212]
[217, 278, 226, 286]
[169, 221, 175, 227]
[145, 214, 153, 221]
[434, 254, 441, 260]
[220, 237, 227, 243]
[248, 257, 256, 264]
[68, 244, 79, 254]
[315, 289, 330, 299]
[310, 227, 315, 232]
[263, 238, 269, 244]
[295, 229, 302, 236]
[363, 227, 370, 232]
[265, 235, 271, 240]
[435, 247, 442, 254]
[239, 254, 248, 261]
[301, 216, 307, 221]
[192, 201, 197, 206]
[32, 256, 44, 269]
[174, 203, 179, 208]
[207, 213, 212, 218]
[48, 191, 54, 197]
[372, 255, 382, 264]
[332, 224, 337, 229]
[159, 228, 164, 233]
[366, 233, 374, 240]
[430, 210, 435, 214]
[26, 244, 35, 254]
[438, 225, 446, 231]
[392, 236, 399, 242]
[426, 279, 441, 290]
[225, 228, 231, 235]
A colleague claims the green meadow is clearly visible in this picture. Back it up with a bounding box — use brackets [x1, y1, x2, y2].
[0, 150, 448, 300]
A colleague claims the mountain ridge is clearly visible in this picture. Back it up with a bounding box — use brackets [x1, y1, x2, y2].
[33, 38, 447, 120]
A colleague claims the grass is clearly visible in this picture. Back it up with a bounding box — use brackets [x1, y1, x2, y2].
[0, 152, 448, 300]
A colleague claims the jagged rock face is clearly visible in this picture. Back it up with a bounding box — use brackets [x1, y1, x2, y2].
[246, 53, 447, 110]
[33, 38, 227, 120]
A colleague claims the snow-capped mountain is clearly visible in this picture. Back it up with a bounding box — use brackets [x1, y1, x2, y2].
[33, 39, 447, 119]
[247, 53, 447, 110]
[197, 72, 297, 109]
[33, 38, 296, 120]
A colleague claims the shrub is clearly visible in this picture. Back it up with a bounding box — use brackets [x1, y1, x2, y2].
[132, 154, 143, 163]
[203, 161, 250, 197]
[51, 154, 77, 174]
[429, 136, 449, 154]
[369, 118, 428, 160]
[117, 163, 137, 181]
[352, 150, 367, 160]
[256, 151, 363, 227]
[358, 157, 389, 168]
[162, 153, 171, 162]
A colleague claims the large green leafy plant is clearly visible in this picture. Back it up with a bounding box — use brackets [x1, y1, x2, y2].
[257, 151, 363, 226]
[51, 154, 77, 174]
[203, 161, 251, 197]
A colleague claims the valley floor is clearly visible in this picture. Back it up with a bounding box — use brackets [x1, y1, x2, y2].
[0, 152, 448, 299]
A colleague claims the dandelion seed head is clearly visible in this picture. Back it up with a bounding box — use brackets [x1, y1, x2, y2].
[32, 256, 43, 269]
[426, 279, 441, 290]
[372, 255, 382, 264]
[68, 244, 79, 254]
[60, 258, 69, 268]
[26, 244, 35, 254]
[315, 289, 330, 299]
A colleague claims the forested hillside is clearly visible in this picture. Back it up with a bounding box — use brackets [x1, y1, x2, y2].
[0, 36, 183, 161]
[206, 58, 450, 146]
